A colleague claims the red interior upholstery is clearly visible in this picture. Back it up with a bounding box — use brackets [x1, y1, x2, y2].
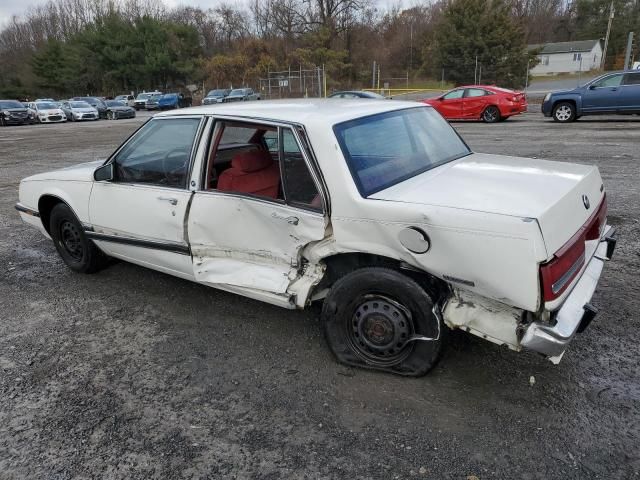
[217, 150, 280, 198]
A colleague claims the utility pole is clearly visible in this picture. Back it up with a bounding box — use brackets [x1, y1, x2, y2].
[474, 56, 478, 84]
[525, 58, 530, 91]
[372, 61, 376, 89]
[601, 1, 615, 70]
[409, 22, 414, 71]
[624, 32, 635, 70]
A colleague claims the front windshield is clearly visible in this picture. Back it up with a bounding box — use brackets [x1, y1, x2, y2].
[105, 100, 125, 107]
[334, 107, 471, 196]
[70, 101, 92, 108]
[36, 102, 58, 109]
[148, 95, 161, 101]
[0, 100, 24, 109]
[161, 94, 176, 100]
[136, 93, 151, 100]
[207, 89, 226, 96]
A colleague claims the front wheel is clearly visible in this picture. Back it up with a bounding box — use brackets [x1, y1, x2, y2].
[49, 203, 107, 273]
[552, 102, 576, 122]
[482, 106, 501, 123]
[322, 267, 445, 376]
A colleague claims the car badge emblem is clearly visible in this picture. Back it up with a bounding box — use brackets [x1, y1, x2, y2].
[582, 194, 590, 209]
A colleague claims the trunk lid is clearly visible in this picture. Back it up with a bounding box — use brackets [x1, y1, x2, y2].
[370, 152, 605, 256]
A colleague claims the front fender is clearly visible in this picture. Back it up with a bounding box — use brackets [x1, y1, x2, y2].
[19, 179, 93, 227]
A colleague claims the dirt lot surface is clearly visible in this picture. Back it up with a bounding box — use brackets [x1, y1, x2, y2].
[1, 110, 638, 480]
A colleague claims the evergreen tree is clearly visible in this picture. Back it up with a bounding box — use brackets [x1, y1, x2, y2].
[430, 0, 532, 88]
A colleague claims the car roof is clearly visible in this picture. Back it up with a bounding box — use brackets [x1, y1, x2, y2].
[155, 98, 425, 126]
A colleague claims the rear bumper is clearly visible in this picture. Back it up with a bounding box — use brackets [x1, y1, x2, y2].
[520, 225, 617, 361]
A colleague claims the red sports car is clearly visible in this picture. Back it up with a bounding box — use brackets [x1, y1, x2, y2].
[422, 85, 527, 122]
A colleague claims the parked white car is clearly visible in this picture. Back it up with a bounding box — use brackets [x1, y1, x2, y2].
[16, 100, 616, 376]
[28, 101, 67, 123]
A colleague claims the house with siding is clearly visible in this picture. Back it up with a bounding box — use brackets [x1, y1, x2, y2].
[528, 40, 603, 75]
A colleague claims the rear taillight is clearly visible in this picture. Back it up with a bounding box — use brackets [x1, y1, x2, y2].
[540, 194, 607, 302]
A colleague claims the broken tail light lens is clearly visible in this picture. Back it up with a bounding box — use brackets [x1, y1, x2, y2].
[540, 194, 607, 302]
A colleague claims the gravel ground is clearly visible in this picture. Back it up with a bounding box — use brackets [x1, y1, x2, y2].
[0, 111, 638, 480]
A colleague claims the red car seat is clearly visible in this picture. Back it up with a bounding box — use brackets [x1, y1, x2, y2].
[217, 150, 280, 199]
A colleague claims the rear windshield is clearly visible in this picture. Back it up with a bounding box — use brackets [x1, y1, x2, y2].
[333, 107, 471, 196]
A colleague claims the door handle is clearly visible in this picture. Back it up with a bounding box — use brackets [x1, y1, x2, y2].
[158, 196, 178, 206]
[271, 212, 299, 225]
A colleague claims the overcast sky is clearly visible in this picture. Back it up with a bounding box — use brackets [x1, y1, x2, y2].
[0, 0, 236, 27]
[1, 0, 399, 27]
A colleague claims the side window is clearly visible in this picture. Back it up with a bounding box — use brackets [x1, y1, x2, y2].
[623, 73, 640, 85]
[591, 74, 623, 88]
[280, 128, 321, 210]
[465, 88, 487, 98]
[207, 121, 282, 200]
[443, 89, 464, 100]
[114, 117, 201, 188]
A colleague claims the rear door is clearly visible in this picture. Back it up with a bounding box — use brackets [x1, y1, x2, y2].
[619, 72, 640, 112]
[187, 119, 328, 308]
[461, 88, 491, 118]
[582, 73, 623, 112]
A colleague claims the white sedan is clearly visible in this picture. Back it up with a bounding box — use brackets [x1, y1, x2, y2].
[16, 100, 616, 376]
[27, 101, 67, 123]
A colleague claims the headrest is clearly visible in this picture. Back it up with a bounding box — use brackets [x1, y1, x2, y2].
[232, 150, 273, 173]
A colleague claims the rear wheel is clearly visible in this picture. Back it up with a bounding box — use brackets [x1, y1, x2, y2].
[482, 105, 501, 123]
[322, 267, 445, 376]
[553, 102, 576, 122]
[49, 203, 107, 273]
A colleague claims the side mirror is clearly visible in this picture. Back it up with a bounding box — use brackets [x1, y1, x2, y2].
[94, 163, 114, 182]
[588, 84, 597, 90]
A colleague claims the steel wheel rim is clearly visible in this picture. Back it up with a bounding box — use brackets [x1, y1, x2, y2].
[556, 105, 571, 121]
[347, 294, 415, 366]
[59, 220, 83, 261]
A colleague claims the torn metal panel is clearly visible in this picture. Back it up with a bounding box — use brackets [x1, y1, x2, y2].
[188, 192, 328, 297]
[443, 289, 523, 351]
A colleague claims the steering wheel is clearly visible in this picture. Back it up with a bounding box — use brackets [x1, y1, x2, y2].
[161, 147, 189, 185]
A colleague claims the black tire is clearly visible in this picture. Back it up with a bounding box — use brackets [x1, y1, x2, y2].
[49, 203, 106, 274]
[552, 101, 576, 122]
[322, 267, 445, 377]
[481, 105, 501, 123]
[0, 116, 6, 126]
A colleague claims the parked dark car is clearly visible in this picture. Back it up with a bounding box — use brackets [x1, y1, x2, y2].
[157, 93, 192, 109]
[329, 91, 387, 99]
[202, 89, 230, 105]
[0, 100, 32, 126]
[71, 97, 108, 119]
[542, 70, 640, 122]
[104, 100, 136, 120]
[223, 88, 260, 102]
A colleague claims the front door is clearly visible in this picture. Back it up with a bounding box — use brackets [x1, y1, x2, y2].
[582, 73, 623, 113]
[188, 120, 328, 307]
[436, 89, 465, 119]
[88, 116, 205, 278]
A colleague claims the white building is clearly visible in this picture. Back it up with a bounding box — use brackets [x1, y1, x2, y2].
[528, 40, 603, 75]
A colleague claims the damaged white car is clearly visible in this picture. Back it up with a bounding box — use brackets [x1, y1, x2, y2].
[16, 100, 616, 376]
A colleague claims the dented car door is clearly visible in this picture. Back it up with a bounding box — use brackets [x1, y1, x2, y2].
[188, 120, 328, 307]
